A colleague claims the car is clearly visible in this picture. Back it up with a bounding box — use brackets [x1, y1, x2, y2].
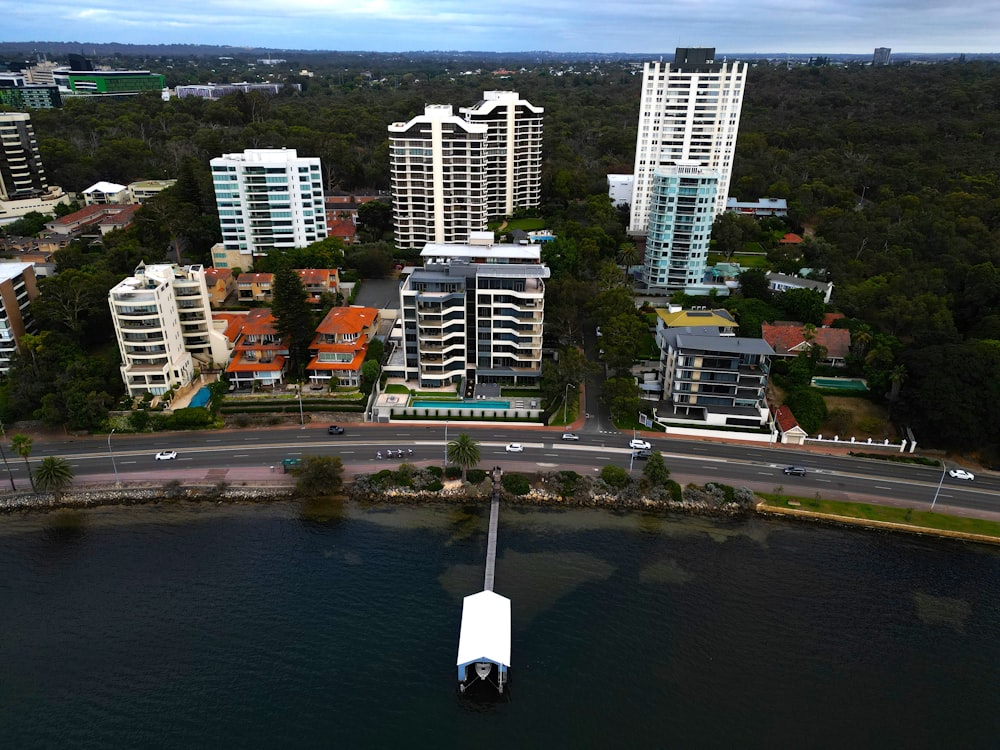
[948, 469, 975, 481]
[782, 466, 806, 476]
[505, 443, 524, 453]
[561, 433, 580, 441]
[632, 449, 651, 460]
[629, 439, 651, 450]
[155, 451, 177, 461]
[327, 425, 345, 435]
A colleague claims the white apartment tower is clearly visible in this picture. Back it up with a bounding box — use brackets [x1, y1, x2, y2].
[389, 93, 544, 252]
[210, 149, 327, 263]
[389, 105, 488, 251]
[109, 263, 230, 397]
[643, 163, 720, 290]
[0, 262, 39, 375]
[399, 233, 548, 388]
[629, 48, 747, 234]
[460, 91, 544, 219]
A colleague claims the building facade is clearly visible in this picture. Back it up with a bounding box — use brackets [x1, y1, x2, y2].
[657, 327, 773, 428]
[459, 91, 543, 219]
[109, 263, 230, 397]
[306, 306, 380, 388]
[642, 163, 720, 290]
[399, 233, 548, 388]
[629, 48, 747, 234]
[210, 149, 327, 263]
[0, 112, 69, 220]
[389, 105, 488, 251]
[0, 262, 39, 375]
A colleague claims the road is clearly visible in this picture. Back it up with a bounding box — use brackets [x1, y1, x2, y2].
[5, 424, 997, 521]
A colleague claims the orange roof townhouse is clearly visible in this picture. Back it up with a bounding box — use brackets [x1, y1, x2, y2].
[295, 268, 340, 304]
[204, 267, 236, 307]
[236, 272, 274, 303]
[225, 309, 288, 388]
[306, 306, 380, 389]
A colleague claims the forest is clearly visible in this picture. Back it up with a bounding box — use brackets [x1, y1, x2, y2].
[2, 53, 999, 452]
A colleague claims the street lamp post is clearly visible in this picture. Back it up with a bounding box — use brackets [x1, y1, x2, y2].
[298, 384, 305, 429]
[108, 428, 120, 486]
[443, 420, 449, 466]
[930, 461, 947, 511]
[0, 422, 15, 491]
[563, 383, 576, 424]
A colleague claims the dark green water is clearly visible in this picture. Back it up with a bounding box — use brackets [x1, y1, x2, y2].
[1, 501, 998, 749]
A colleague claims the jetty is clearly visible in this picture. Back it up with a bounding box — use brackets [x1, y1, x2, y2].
[456, 467, 511, 694]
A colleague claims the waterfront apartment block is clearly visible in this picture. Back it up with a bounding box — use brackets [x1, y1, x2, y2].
[459, 91, 543, 219]
[0, 112, 69, 220]
[224, 309, 286, 389]
[642, 163, 720, 291]
[629, 48, 747, 234]
[109, 263, 230, 397]
[0, 262, 39, 375]
[211, 148, 327, 263]
[656, 326, 773, 428]
[398, 233, 548, 388]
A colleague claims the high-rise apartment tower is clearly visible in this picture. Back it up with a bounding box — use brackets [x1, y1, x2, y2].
[210, 148, 327, 263]
[628, 48, 746, 234]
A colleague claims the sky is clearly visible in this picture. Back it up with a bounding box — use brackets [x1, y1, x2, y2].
[4, 1, 997, 54]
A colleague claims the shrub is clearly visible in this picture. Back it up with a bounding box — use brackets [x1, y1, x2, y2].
[857, 416, 883, 434]
[784, 387, 828, 434]
[424, 480, 444, 492]
[667, 480, 683, 503]
[466, 469, 487, 484]
[501, 473, 530, 496]
[425, 465, 443, 478]
[445, 466, 462, 480]
[600, 464, 631, 489]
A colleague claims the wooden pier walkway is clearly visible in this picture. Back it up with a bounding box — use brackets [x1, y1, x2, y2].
[483, 468, 502, 592]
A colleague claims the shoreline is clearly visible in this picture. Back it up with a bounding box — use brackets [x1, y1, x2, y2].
[3, 480, 999, 547]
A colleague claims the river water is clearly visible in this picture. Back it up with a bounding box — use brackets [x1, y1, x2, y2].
[1, 500, 997, 749]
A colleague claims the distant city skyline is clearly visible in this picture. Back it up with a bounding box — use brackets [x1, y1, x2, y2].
[4, 1, 997, 55]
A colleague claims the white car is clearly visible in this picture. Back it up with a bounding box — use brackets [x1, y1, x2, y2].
[948, 469, 975, 481]
[629, 439, 651, 450]
[505, 443, 524, 453]
[561, 433, 580, 441]
[155, 450, 177, 461]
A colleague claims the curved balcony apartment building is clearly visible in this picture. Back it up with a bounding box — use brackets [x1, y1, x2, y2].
[389, 92, 543, 252]
[109, 263, 230, 397]
[399, 233, 548, 388]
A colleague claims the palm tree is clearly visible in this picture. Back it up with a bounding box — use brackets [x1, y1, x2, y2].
[446, 433, 481, 482]
[34, 457, 74, 499]
[888, 365, 907, 402]
[11, 433, 34, 491]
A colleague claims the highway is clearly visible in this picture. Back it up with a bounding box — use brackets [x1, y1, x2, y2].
[6, 423, 998, 520]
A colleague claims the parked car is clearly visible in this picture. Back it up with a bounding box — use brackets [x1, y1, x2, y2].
[782, 466, 806, 476]
[561, 433, 580, 441]
[948, 469, 975, 481]
[629, 439, 651, 450]
[327, 425, 345, 435]
[155, 451, 177, 461]
[632, 449, 651, 460]
[505, 443, 524, 453]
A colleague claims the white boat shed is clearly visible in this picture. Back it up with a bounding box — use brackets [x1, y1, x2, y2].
[456, 590, 511, 693]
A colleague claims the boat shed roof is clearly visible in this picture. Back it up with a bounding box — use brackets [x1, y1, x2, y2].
[456, 590, 511, 670]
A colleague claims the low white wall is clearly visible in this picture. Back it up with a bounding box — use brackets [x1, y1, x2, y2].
[658, 425, 776, 443]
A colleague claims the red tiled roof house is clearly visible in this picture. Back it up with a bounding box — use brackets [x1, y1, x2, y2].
[225, 309, 287, 388]
[761, 322, 852, 367]
[306, 306, 380, 388]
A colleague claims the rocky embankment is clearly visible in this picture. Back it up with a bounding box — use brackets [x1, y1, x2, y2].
[0, 485, 295, 514]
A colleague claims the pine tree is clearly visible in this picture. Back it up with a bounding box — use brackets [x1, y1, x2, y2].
[271, 267, 314, 379]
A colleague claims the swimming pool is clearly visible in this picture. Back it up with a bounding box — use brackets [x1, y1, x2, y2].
[189, 386, 212, 408]
[811, 377, 869, 392]
[411, 400, 511, 410]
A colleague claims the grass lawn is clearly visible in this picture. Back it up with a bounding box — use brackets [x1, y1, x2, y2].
[708, 253, 770, 269]
[759, 493, 1000, 539]
[496, 217, 546, 232]
[384, 384, 410, 394]
[501, 388, 544, 398]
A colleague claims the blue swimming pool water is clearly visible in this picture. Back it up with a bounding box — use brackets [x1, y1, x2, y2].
[411, 399, 511, 410]
[189, 386, 212, 408]
[811, 377, 869, 391]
